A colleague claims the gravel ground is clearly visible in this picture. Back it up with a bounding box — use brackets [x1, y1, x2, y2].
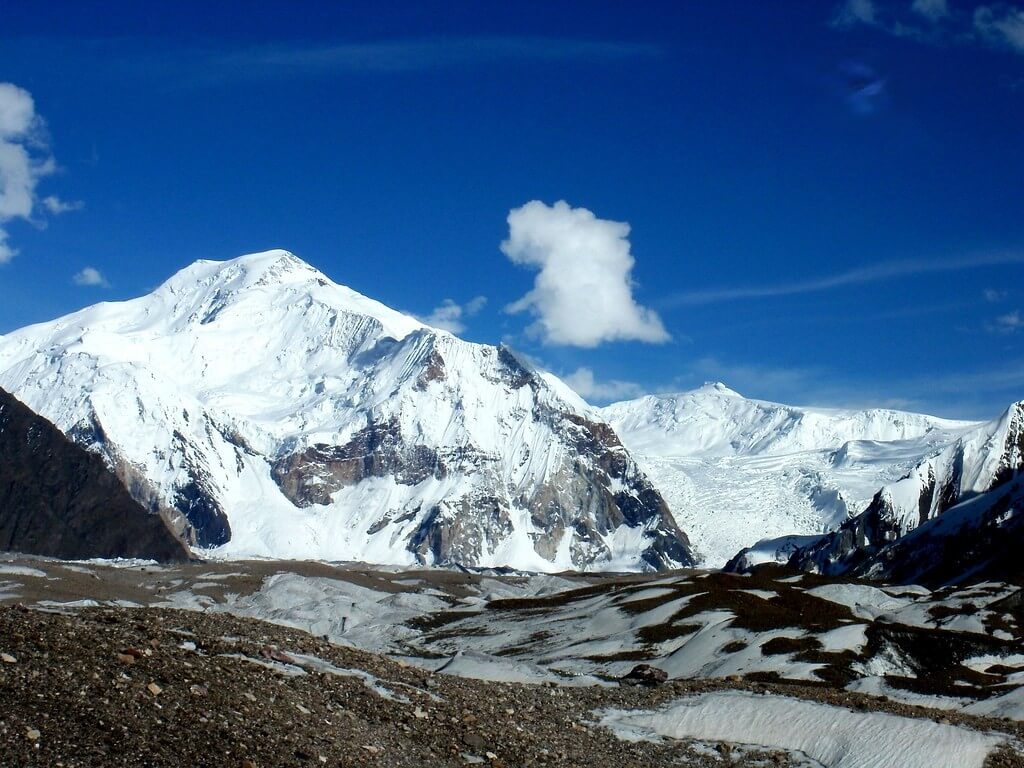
[1, 605, 1022, 768]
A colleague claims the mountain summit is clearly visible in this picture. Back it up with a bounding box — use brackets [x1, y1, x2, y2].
[0, 251, 693, 571]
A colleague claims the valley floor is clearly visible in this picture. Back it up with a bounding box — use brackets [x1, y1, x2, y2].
[0, 555, 1022, 767]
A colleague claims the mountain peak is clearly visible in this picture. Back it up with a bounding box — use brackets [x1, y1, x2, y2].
[695, 381, 742, 398]
[162, 249, 324, 295]
[146, 250, 424, 342]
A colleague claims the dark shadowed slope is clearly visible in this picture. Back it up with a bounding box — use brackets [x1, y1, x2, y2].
[0, 387, 189, 561]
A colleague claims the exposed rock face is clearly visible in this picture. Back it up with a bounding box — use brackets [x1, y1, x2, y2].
[852, 480, 1023, 586]
[785, 401, 1024, 585]
[0, 251, 693, 570]
[0, 388, 189, 562]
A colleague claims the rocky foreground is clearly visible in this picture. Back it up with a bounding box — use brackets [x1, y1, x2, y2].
[0, 605, 1021, 768]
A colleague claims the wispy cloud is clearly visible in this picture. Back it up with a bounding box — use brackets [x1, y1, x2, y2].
[833, 0, 879, 26]
[989, 309, 1024, 333]
[563, 367, 643, 403]
[984, 288, 1008, 302]
[418, 296, 486, 334]
[974, 4, 1024, 52]
[72, 266, 108, 287]
[188, 37, 664, 83]
[839, 61, 887, 115]
[832, 0, 1024, 55]
[912, 0, 949, 22]
[662, 251, 1024, 307]
[41, 195, 84, 215]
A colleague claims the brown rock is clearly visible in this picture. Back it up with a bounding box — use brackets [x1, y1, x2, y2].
[619, 664, 668, 687]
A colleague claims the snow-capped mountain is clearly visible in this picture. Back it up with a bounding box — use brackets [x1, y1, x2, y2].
[601, 385, 977, 566]
[0, 250, 692, 571]
[786, 400, 1024, 584]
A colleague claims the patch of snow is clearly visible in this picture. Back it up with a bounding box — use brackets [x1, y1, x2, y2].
[817, 624, 869, 654]
[962, 686, 1024, 720]
[0, 564, 48, 578]
[598, 691, 1007, 768]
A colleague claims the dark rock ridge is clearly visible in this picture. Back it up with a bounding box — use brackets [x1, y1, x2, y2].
[0, 387, 190, 562]
[850, 480, 1023, 586]
[779, 401, 1024, 586]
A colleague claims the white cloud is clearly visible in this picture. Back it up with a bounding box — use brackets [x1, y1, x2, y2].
[984, 288, 1007, 302]
[419, 295, 486, 334]
[72, 266, 108, 287]
[833, 0, 877, 26]
[563, 367, 643, 403]
[974, 5, 1024, 51]
[990, 310, 1024, 333]
[42, 195, 84, 214]
[912, 0, 948, 21]
[0, 82, 75, 264]
[501, 200, 669, 348]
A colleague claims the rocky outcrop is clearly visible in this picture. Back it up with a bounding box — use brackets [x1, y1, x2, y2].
[0, 388, 189, 561]
[271, 418, 448, 506]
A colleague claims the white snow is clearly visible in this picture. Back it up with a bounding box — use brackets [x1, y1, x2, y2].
[817, 623, 869, 653]
[0, 564, 48, 578]
[963, 686, 1024, 720]
[601, 384, 977, 566]
[598, 691, 1008, 768]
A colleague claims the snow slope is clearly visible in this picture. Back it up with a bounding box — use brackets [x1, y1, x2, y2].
[0, 250, 691, 571]
[601, 384, 976, 566]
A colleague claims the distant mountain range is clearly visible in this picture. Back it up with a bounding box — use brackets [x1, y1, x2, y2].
[0, 249, 1019, 582]
[600, 384, 977, 567]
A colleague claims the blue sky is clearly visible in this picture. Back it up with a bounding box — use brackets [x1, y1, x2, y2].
[1, 0, 1022, 419]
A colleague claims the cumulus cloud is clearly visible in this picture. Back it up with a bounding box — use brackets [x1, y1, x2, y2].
[974, 4, 1024, 52]
[563, 367, 643, 403]
[72, 266, 108, 287]
[0, 82, 76, 264]
[419, 295, 486, 334]
[501, 200, 669, 348]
